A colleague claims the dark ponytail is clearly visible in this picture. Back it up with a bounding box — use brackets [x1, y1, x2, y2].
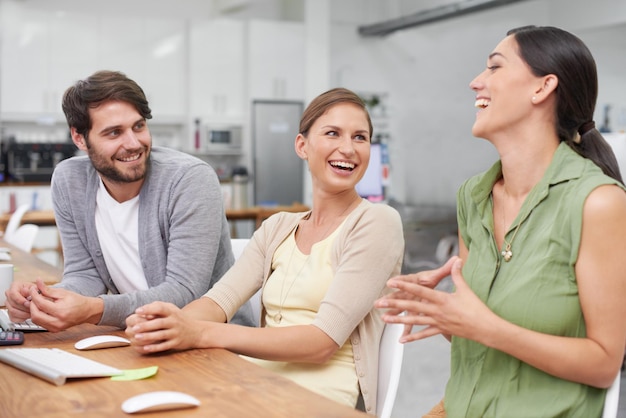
[572, 126, 623, 183]
[508, 25, 623, 183]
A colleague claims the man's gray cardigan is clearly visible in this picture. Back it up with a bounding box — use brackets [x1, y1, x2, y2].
[51, 146, 254, 327]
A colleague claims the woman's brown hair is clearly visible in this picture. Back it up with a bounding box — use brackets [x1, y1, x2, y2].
[299, 88, 373, 139]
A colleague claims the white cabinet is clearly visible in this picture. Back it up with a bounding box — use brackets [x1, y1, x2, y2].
[97, 17, 146, 95]
[0, 4, 186, 122]
[141, 18, 187, 120]
[0, 3, 307, 154]
[0, 8, 48, 115]
[189, 19, 246, 120]
[248, 20, 305, 101]
[98, 17, 187, 120]
[189, 18, 307, 118]
[0, 6, 98, 117]
[48, 13, 100, 117]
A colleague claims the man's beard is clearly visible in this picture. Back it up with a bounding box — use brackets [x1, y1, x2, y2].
[87, 146, 150, 184]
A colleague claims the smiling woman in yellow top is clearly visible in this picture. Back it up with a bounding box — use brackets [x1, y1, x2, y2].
[125, 87, 404, 414]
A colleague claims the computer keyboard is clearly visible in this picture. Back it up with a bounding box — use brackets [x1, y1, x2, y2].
[0, 347, 123, 385]
[0, 309, 47, 332]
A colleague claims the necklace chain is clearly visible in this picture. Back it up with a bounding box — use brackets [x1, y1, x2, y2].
[273, 238, 308, 323]
[273, 198, 359, 323]
[500, 198, 527, 262]
[501, 220, 523, 262]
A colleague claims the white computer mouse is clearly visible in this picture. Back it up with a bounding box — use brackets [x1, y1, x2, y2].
[121, 391, 200, 414]
[74, 335, 131, 350]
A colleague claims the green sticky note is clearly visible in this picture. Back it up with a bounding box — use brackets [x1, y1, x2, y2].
[111, 366, 158, 381]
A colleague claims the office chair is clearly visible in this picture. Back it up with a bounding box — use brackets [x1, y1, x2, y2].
[6, 224, 39, 252]
[376, 322, 405, 418]
[231, 238, 262, 325]
[231, 238, 249, 260]
[602, 371, 621, 418]
[2, 204, 31, 241]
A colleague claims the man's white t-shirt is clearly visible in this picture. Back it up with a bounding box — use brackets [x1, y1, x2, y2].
[95, 178, 148, 293]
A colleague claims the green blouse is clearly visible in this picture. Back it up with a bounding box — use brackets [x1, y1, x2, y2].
[448, 143, 623, 417]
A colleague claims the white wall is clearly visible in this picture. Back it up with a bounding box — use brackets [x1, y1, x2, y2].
[1, 0, 625, 208]
[328, 0, 626, 206]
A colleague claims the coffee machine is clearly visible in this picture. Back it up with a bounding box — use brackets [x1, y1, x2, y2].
[4, 141, 76, 182]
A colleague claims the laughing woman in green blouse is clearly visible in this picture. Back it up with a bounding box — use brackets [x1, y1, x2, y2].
[376, 26, 626, 418]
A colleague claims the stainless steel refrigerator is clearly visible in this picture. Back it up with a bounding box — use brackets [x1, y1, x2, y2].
[251, 100, 304, 206]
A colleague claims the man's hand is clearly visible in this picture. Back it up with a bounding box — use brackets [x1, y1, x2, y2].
[28, 279, 104, 332]
[5, 281, 37, 322]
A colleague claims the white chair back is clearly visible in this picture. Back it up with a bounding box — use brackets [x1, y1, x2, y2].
[376, 322, 405, 418]
[231, 238, 249, 259]
[230, 238, 262, 325]
[602, 371, 621, 418]
[3, 204, 31, 241]
[6, 224, 39, 252]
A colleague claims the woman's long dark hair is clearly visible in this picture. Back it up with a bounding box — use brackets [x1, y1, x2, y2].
[508, 25, 623, 183]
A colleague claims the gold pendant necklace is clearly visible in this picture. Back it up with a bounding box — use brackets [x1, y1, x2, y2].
[501, 235, 516, 262]
[500, 202, 526, 262]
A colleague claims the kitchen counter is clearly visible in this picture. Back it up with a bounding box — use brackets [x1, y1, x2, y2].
[0, 203, 310, 234]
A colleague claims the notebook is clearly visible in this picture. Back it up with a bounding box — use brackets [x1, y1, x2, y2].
[0, 347, 123, 385]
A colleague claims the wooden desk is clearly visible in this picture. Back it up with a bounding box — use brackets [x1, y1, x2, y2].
[1, 239, 62, 285]
[0, 238, 365, 417]
[0, 324, 367, 417]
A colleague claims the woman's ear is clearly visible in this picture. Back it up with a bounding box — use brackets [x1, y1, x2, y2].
[294, 133, 308, 161]
[532, 74, 559, 104]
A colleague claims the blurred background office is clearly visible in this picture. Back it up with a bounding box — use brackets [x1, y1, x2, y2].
[0, 1, 624, 416]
